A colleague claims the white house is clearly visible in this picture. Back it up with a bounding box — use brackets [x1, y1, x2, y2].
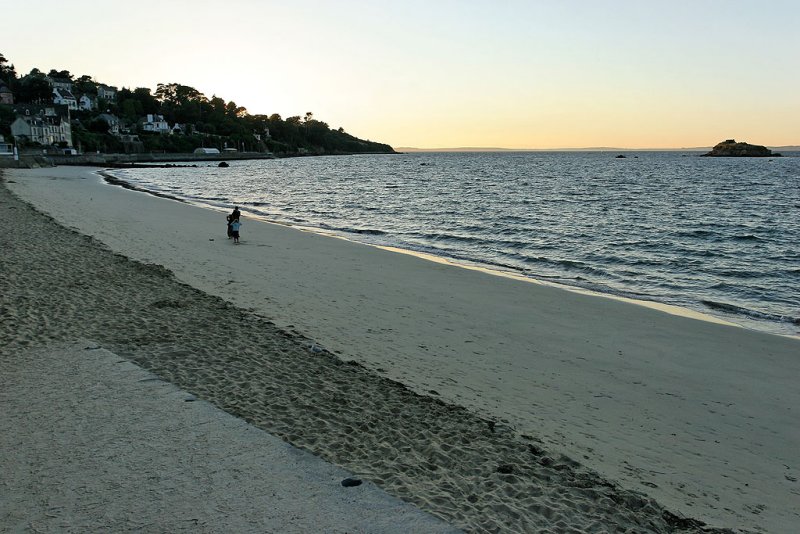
[53, 87, 78, 110]
[47, 77, 73, 92]
[141, 113, 171, 134]
[11, 106, 73, 147]
[78, 94, 97, 111]
[252, 127, 271, 141]
[97, 84, 117, 101]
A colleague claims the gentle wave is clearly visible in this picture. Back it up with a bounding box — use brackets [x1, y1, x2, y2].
[701, 300, 800, 326]
[344, 228, 387, 236]
[731, 234, 763, 242]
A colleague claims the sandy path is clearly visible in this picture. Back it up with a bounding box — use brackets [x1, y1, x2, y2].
[5, 167, 799, 532]
[1, 341, 461, 533]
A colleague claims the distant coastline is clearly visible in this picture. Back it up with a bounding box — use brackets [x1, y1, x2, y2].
[397, 145, 800, 153]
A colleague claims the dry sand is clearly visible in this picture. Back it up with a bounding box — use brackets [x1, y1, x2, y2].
[1, 341, 461, 533]
[3, 166, 799, 532]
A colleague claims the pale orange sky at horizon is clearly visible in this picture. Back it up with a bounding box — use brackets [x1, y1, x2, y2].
[4, 1, 799, 149]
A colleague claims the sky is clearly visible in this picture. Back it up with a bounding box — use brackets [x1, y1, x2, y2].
[3, 0, 799, 149]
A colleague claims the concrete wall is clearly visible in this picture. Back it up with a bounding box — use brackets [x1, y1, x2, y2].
[51, 151, 275, 165]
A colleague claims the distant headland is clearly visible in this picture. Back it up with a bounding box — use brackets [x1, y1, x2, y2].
[701, 140, 781, 157]
[0, 52, 395, 160]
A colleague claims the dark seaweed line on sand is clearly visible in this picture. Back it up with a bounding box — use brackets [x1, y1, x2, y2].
[0, 172, 740, 533]
[98, 170, 188, 203]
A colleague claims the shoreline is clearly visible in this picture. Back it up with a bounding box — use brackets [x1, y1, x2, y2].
[2, 149, 401, 170]
[5, 166, 800, 532]
[2, 169, 716, 532]
[101, 166, 794, 339]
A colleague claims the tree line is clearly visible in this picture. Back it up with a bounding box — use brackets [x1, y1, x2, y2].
[0, 53, 395, 156]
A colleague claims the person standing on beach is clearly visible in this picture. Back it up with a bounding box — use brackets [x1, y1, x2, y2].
[226, 206, 241, 238]
[230, 218, 242, 244]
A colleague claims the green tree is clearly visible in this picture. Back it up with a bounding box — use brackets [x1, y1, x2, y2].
[155, 82, 205, 105]
[133, 87, 158, 114]
[0, 104, 14, 136]
[74, 75, 97, 95]
[119, 98, 142, 121]
[118, 87, 158, 120]
[0, 53, 17, 85]
[225, 101, 247, 118]
[17, 71, 52, 104]
[87, 118, 111, 134]
[47, 69, 73, 80]
[155, 83, 209, 125]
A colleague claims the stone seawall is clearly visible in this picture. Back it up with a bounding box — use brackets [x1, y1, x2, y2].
[2, 151, 275, 168]
[50, 151, 275, 166]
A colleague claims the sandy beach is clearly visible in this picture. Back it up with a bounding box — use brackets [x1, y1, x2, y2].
[3, 166, 799, 532]
[1, 341, 460, 533]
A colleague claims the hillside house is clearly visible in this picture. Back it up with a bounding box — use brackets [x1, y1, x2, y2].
[79, 94, 97, 111]
[97, 84, 117, 101]
[119, 133, 141, 143]
[141, 113, 170, 134]
[11, 105, 73, 147]
[53, 87, 78, 110]
[47, 76, 74, 92]
[97, 113, 121, 135]
[0, 81, 13, 104]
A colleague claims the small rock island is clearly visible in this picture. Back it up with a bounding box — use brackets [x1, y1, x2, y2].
[702, 139, 781, 157]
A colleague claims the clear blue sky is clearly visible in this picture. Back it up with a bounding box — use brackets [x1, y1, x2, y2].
[4, 0, 798, 148]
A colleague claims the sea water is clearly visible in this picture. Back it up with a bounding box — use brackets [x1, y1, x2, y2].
[111, 151, 800, 336]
